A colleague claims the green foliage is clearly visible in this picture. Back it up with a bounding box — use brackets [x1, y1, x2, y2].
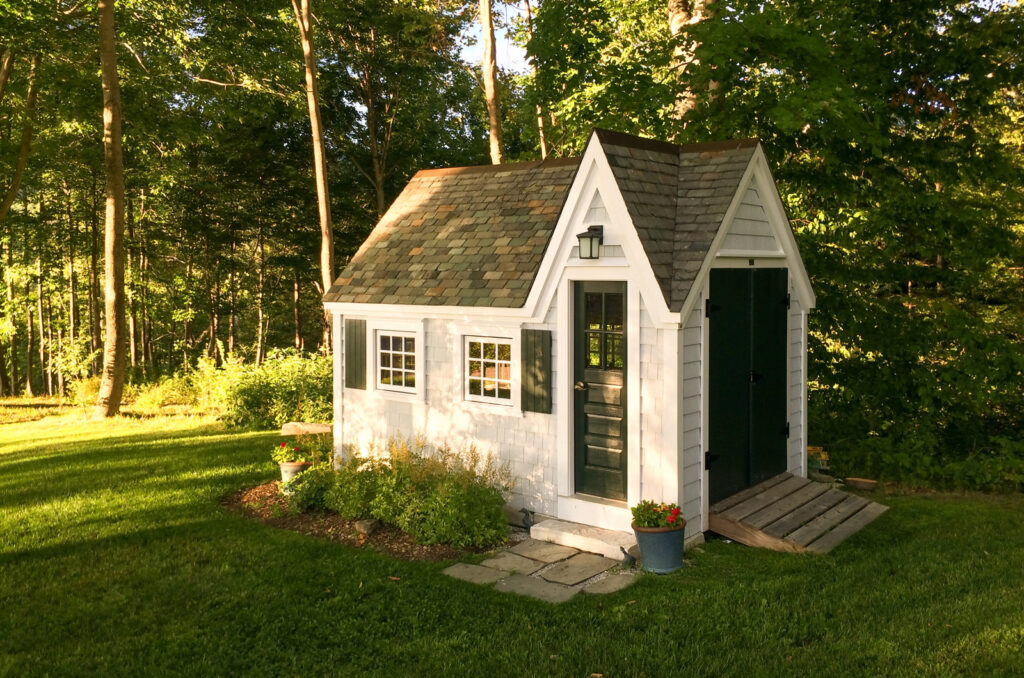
[630, 500, 684, 529]
[282, 462, 336, 513]
[216, 350, 332, 430]
[322, 437, 512, 548]
[130, 375, 198, 412]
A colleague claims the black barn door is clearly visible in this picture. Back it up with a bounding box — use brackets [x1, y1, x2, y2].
[708, 268, 789, 505]
[574, 281, 627, 500]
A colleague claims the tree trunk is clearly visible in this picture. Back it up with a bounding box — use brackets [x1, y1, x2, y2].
[0, 55, 40, 223]
[228, 233, 236, 356]
[5, 229, 15, 393]
[24, 289, 33, 397]
[89, 172, 101, 373]
[0, 47, 13, 107]
[94, 0, 127, 417]
[668, 0, 713, 121]
[45, 297, 54, 396]
[256, 225, 266, 366]
[291, 0, 335, 330]
[36, 253, 46, 395]
[126, 194, 137, 369]
[293, 270, 302, 349]
[523, 0, 547, 159]
[65, 182, 77, 347]
[479, 0, 504, 164]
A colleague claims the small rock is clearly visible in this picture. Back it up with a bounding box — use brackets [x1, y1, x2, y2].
[354, 519, 380, 536]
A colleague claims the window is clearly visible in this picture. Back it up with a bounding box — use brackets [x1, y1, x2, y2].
[377, 332, 416, 392]
[465, 337, 513, 404]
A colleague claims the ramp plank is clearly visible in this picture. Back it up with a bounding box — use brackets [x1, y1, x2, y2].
[720, 476, 811, 522]
[762, 488, 847, 538]
[805, 502, 889, 554]
[787, 495, 871, 547]
[711, 473, 791, 513]
[745, 482, 830, 529]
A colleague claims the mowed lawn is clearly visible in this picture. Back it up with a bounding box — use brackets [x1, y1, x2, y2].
[1, 405, 1022, 677]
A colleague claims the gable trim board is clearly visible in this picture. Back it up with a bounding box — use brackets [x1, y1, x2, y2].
[325, 129, 814, 536]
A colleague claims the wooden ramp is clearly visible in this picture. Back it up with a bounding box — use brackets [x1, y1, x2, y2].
[709, 473, 888, 554]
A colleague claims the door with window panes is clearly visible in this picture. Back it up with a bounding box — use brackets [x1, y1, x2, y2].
[573, 281, 627, 500]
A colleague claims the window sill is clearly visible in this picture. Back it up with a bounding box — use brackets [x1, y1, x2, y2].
[462, 399, 523, 418]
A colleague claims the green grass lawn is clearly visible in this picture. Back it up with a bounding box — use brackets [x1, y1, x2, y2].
[2, 405, 1022, 677]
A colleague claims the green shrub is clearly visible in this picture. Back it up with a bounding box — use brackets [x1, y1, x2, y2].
[218, 350, 332, 429]
[282, 463, 336, 513]
[132, 375, 198, 412]
[322, 437, 512, 548]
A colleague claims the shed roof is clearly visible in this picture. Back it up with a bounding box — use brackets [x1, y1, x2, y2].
[324, 130, 761, 311]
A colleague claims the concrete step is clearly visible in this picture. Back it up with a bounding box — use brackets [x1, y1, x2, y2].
[530, 518, 637, 561]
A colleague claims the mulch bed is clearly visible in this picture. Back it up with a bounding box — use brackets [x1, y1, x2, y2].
[222, 481, 471, 562]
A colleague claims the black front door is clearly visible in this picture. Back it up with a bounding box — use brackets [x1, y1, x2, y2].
[574, 282, 627, 500]
[708, 268, 789, 505]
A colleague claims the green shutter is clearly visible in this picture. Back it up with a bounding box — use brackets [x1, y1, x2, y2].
[344, 318, 366, 390]
[521, 329, 552, 414]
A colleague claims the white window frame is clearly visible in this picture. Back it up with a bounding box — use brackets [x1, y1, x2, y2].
[367, 318, 425, 401]
[463, 335, 516, 407]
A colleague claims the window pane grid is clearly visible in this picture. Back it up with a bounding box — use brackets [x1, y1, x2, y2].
[378, 333, 416, 391]
[466, 338, 512, 403]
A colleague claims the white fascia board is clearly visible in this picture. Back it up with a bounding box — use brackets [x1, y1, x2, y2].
[323, 301, 534, 323]
[525, 135, 681, 329]
[748, 147, 817, 308]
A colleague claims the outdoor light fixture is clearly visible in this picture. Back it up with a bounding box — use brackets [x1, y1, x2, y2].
[577, 225, 604, 259]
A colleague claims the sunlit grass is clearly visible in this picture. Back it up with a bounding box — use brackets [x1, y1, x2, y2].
[1, 405, 1022, 676]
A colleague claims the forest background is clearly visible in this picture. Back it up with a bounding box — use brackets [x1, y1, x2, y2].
[0, 0, 1021, 489]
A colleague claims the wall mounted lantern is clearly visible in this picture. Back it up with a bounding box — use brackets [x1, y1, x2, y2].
[577, 225, 604, 260]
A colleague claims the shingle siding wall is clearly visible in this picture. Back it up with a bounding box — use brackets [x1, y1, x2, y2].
[788, 296, 806, 474]
[340, 301, 561, 516]
[722, 184, 779, 252]
[680, 304, 704, 538]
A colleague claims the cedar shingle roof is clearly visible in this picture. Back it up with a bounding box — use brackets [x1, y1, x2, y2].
[324, 130, 761, 311]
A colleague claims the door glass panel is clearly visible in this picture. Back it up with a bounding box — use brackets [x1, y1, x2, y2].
[605, 334, 624, 369]
[585, 293, 603, 330]
[587, 332, 602, 367]
[604, 293, 623, 331]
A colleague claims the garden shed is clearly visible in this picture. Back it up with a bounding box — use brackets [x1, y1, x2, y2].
[323, 129, 815, 543]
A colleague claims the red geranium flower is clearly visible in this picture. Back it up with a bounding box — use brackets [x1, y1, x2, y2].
[667, 514, 677, 523]
[280, 442, 286, 448]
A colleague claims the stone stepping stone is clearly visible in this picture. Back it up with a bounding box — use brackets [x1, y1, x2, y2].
[442, 563, 507, 585]
[495, 574, 578, 604]
[541, 553, 617, 586]
[508, 539, 578, 563]
[583, 574, 635, 595]
[480, 552, 543, 575]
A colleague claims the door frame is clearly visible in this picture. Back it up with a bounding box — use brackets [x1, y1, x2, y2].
[573, 280, 628, 501]
[555, 271, 640, 530]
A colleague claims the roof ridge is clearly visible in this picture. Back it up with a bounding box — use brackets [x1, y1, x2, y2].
[415, 156, 579, 178]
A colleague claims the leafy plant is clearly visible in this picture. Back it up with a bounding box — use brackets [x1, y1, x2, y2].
[631, 500, 685, 529]
[282, 463, 336, 513]
[271, 433, 331, 464]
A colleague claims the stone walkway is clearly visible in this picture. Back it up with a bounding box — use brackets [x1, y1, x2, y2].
[442, 537, 636, 603]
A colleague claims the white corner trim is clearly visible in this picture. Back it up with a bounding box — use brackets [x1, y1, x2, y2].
[556, 277, 572, 497]
[660, 325, 679, 505]
[332, 312, 344, 461]
[626, 283, 642, 507]
[700, 278, 711, 533]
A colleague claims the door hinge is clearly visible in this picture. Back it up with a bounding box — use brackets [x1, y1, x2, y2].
[705, 298, 712, 318]
[785, 421, 791, 438]
[785, 292, 791, 310]
[704, 451, 719, 469]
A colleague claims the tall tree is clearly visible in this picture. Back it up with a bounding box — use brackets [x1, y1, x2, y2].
[0, 55, 40, 223]
[291, 0, 335, 325]
[667, 0, 712, 120]
[480, 0, 504, 163]
[0, 47, 13, 105]
[94, 0, 127, 417]
[522, 0, 547, 158]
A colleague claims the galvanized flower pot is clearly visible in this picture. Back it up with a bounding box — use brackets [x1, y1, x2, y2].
[278, 461, 312, 485]
[632, 522, 686, 574]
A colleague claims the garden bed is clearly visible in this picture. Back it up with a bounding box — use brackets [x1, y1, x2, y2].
[222, 481, 484, 561]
